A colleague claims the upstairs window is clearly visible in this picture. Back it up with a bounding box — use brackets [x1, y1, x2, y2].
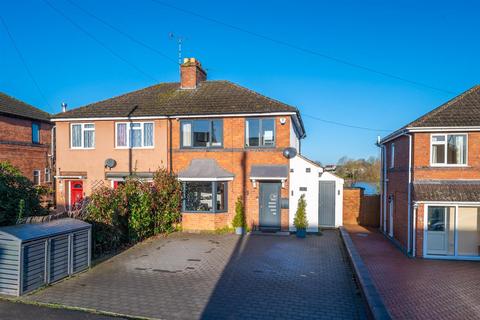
[431, 134, 467, 165]
[181, 120, 223, 148]
[245, 118, 275, 147]
[32, 122, 40, 144]
[390, 143, 395, 168]
[116, 122, 154, 148]
[71, 123, 95, 149]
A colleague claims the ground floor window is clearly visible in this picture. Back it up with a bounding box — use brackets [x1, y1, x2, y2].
[426, 205, 480, 258]
[183, 181, 228, 213]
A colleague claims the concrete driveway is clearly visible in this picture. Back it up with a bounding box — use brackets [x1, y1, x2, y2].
[24, 231, 366, 320]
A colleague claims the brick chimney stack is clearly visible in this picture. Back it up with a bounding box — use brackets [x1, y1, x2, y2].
[180, 58, 206, 89]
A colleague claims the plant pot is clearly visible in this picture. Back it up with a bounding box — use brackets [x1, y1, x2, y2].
[235, 227, 244, 235]
[296, 228, 306, 238]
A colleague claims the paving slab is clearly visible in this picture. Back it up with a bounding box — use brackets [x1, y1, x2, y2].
[345, 224, 480, 320]
[24, 231, 366, 320]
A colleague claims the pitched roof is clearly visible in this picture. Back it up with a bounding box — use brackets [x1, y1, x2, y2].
[0, 92, 51, 122]
[413, 180, 480, 202]
[408, 85, 480, 127]
[52, 80, 299, 119]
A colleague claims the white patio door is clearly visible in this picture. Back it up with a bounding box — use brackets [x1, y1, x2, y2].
[426, 206, 452, 255]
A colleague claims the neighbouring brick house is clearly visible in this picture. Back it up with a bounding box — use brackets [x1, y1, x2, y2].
[51, 58, 313, 231]
[0, 93, 53, 189]
[379, 85, 480, 260]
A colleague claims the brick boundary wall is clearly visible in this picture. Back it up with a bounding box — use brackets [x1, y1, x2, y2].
[343, 187, 380, 227]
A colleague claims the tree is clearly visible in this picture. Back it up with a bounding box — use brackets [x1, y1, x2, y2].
[0, 161, 46, 226]
[335, 156, 380, 187]
[293, 195, 308, 230]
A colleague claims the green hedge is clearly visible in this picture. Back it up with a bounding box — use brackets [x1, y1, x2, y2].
[0, 162, 47, 226]
[86, 169, 182, 256]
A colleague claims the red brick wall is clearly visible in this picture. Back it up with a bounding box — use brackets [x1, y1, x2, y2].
[0, 115, 52, 183]
[415, 203, 425, 257]
[383, 135, 410, 251]
[413, 132, 480, 179]
[343, 188, 362, 224]
[172, 116, 293, 231]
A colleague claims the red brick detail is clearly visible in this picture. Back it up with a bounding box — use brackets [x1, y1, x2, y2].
[172, 116, 292, 231]
[0, 115, 52, 183]
[180, 58, 207, 89]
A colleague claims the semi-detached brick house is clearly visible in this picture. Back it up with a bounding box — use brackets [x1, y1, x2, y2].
[51, 58, 311, 231]
[379, 85, 480, 260]
[0, 93, 53, 188]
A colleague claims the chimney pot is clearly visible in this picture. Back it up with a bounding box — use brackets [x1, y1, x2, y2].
[61, 102, 67, 113]
[180, 57, 206, 89]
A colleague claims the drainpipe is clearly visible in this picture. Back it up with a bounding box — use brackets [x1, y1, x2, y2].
[412, 201, 418, 258]
[376, 138, 387, 234]
[401, 133, 413, 256]
[51, 125, 56, 207]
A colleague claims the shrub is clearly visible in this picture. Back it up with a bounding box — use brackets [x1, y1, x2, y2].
[86, 169, 182, 256]
[294, 194, 308, 230]
[232, 196, 245, 228]
[0, 161, 46, 226]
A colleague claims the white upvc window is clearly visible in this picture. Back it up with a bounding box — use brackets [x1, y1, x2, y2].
[431, 133, 467, 166]
[71, 123, 95, 149]
[390, 143, 395, 168]
[115, 122, 154, 148]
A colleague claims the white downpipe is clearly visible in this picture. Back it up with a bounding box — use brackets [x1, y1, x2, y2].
[402, 133, 413, 256]
[382, 145, 387, 234]
[412, 202, 418, 257]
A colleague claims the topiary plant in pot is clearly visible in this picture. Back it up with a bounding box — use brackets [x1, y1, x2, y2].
[232, 196, 245, 235]
[294, 194, 308, 238]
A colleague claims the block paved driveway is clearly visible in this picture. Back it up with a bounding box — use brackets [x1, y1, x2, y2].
[345, 224, 480, 320]
[24, 231, 366, 320]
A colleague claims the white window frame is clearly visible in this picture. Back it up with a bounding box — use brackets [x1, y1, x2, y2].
[422, 202, 480, 261]
[115, 122, 154, 149]
[70, 123, 95, 149]
[430, 133, 468, 167]
[390, 143, 395, 169]
[33, 170, 41, 185]
[44, 168, 51, 183]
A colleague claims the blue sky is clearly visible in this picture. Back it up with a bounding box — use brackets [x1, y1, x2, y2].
[1, 0, 479, 164]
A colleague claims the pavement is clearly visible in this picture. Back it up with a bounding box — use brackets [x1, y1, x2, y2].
[344, 224, 480, 320]
[23, 230, 367, 320]
[0, 299, 126, 320]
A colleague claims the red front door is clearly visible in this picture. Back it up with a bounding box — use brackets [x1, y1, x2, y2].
[70, 181, 83, 207]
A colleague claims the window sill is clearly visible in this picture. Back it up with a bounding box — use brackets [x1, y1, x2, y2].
[70, 147, 95, 150]
[180, 146, 224, 150]
[429, 164, 469, 168]
[182, 211, 228, 214]
[115, 146, 155, 150]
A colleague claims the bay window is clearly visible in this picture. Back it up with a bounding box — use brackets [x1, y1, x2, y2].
[71, 123, 95, 149]
[431, 134, 466, 165]
[181, 120, 223, 148]
[116, 122, 154, 148]
[245, 118, 275, 147]
[183, 181, 228, 213]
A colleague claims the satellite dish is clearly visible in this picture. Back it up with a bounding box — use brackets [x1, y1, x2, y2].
[105, 158, 117, 169]
[283, 147, 297, 159]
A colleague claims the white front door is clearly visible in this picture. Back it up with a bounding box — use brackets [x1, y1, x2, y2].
[388, 198, 394, 237]
[426, 206, 449, 255]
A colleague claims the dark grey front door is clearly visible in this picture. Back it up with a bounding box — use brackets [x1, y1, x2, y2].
[259, 182, 281, 229]
[319, 181, 336, 227]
